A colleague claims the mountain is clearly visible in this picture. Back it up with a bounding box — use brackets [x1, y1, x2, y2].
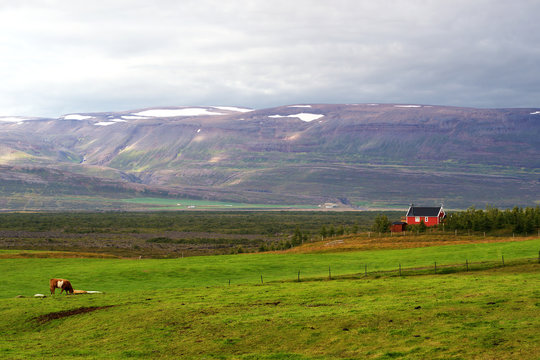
[0, 104, 538, 210]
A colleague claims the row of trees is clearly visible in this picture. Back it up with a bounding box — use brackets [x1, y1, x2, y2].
[319, 224, 360, 238]
[445, 206, 540, 234]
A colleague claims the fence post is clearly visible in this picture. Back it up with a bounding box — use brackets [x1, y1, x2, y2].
[502, 255, 505, 266]
[434, 261, 437, 273]
[466, 259, 469, 271]
[364, 264, 367, 276]
[260, 275, 263, 285]
[328, 266, 332, 280]
[399, 263, 402, 276]
[298, 270, 301, 282]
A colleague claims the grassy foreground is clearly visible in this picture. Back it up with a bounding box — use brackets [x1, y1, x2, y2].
[1, 238, 539, 298]
[0, 239, 539, 359]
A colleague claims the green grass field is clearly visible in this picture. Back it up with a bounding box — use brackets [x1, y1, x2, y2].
[2, 239, 539, 298]
[122, 197, 319, 210]
[1, 239, 539, 359]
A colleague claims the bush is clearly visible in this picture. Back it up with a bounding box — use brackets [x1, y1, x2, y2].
[372, 214, 391, 233]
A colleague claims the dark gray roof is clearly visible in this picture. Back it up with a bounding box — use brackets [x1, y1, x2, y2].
[406, 206, 442, 217]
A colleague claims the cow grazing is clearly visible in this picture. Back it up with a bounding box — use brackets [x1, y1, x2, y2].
[49, 278, 74, 295]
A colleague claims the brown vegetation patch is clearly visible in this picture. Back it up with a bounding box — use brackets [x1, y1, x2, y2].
[34, 305, 114, 324]
[0, 251, 118, 259]
[0, 230, 268, 258]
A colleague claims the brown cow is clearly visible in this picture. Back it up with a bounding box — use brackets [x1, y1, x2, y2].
[49, 278, 74, 295]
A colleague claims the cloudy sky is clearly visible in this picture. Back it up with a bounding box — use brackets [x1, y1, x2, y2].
[1, 0, 539, 117]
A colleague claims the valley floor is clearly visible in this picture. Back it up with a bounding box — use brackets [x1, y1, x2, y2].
[0, 237, 539, 359]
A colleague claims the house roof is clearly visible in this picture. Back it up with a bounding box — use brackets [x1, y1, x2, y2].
[406, 206, 442, 217]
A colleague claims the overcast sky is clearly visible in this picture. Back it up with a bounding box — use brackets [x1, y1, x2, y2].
[1, 0, 539, 117]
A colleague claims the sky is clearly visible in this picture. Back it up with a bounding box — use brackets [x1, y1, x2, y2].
[1, 0, 540, 117]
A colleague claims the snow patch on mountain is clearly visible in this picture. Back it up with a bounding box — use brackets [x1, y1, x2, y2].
[0, 117, 31, 123]
[530, 111, 540, 115]
[63, 114, 93, 120]
[133, 108, 224, 117]
[394, 105, 422, 108]
[95, 121, 117, 126]
[213, 106, 253, 113]
[122, 115, 148, 120]
[268, 113, 324, 122]
[95, 119, 127, 126]
[288, 105, 312, 108]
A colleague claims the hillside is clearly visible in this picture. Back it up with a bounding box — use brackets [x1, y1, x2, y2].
[0, 104, 538, 210]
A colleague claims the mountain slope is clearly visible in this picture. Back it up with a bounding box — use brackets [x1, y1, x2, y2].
[0, 104, 538, 210]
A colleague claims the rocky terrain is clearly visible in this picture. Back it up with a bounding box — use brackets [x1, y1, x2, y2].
[0, 104, 538, 210]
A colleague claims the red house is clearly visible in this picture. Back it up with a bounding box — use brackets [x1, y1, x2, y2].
[405, 205, 445, 227]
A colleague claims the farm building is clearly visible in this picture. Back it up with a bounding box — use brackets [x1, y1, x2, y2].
[405, 205, 445, 227]
[391, 221, 407, 232]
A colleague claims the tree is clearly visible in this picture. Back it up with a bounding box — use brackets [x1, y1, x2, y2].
[418, 219, 427, 233]
[372, 214, 391, 233]
[291, 226, 303, 246]
[328, 225, 336, 237]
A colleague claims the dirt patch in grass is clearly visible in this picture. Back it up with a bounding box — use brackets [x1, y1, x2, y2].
[33, 306, 115, 324]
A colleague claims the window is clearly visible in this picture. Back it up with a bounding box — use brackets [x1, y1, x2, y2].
[415, 217, 420, 222]
[425, 217, 429, 223]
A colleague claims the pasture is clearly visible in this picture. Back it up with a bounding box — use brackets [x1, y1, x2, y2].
[1, 238, 539, 359]
[122, 197, 320, 210]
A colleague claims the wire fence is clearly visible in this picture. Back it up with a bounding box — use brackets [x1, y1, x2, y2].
[246, 252, 540, 286]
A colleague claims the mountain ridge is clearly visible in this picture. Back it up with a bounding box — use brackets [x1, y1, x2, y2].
[0, 103, 538, 210]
